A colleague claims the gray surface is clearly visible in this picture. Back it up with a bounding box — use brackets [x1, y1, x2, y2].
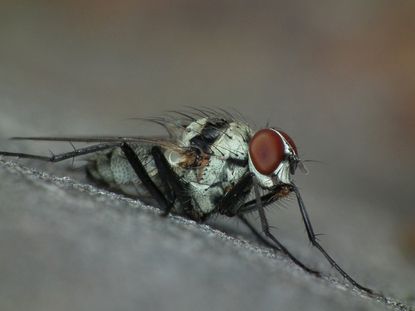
[0, 159, 412, 311]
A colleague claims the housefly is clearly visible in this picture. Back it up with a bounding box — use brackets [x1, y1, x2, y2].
[0, 108, 376, 295]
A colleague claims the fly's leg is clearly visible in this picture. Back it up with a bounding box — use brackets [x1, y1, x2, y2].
[231, 179, 295, 214]
[217, 173, 254, 217]
[120, 143, 172, 213]
[247, 178, 321, 276]
[150, 146, 193, 217]
[217, 173, 277, 248]
[239, 182, 376, 293]
[237, 192, 281, 213]
[237, 214, 280, 250]
[291, 184, 376, 295]
[217, 173, 320, 276]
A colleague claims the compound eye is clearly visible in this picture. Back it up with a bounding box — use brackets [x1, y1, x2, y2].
[278, 130, 298, 155]
[249, 129, 284, 175]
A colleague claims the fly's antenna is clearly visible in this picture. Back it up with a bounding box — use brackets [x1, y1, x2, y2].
[265, 119, 270, 128]
[298, 160, 309, 175]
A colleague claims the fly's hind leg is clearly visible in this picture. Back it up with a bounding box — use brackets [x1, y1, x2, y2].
[150, 146, 193, 217]
[120, 143, 173, 213]
[122, 143, 194, 219]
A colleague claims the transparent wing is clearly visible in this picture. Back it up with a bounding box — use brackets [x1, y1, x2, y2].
[11, 135, 168, 143]
[0, 134, 194, 164]
[10, 135, 184, 150]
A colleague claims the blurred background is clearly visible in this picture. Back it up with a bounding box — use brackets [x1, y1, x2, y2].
[0, 1, 414, 310]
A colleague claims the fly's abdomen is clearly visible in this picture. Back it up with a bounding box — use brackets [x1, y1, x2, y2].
[87, 144, 159, 196]
[87, 152, 115, 184]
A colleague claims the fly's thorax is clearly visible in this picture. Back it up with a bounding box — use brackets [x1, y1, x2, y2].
[179, 117, 209, 148]
[167, 118, 252, 182]
[164, 117, 253, 217]
[211, 121, 253, 160]
[198, 121, 252, 185]
[177, 117, 253, 158]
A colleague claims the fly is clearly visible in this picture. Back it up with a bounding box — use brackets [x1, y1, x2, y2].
[0, 108, 377, 296]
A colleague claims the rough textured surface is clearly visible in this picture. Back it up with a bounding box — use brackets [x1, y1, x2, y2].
[0, 159, 412, 311]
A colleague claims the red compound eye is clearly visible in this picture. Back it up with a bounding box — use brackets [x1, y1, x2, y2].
[249, 129, 284, 175]
[278, 130, 298, 155]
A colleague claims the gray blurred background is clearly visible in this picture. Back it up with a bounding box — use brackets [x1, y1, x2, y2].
[0, 1, 414, 310]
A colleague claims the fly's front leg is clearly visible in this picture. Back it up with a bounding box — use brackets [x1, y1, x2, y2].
[217, 173, 320, 275]
[150, 146, 193, 217]
[237, 192, 281, 213]
[291, 184, 376, 295]
[217, 173, 277, 248]
[250, 178, 321, 276]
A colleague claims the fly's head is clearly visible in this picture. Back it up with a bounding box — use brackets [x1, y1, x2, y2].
[248, 128, 301, 189]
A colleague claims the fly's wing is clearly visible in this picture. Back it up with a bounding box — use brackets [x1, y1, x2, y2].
[6, 135, 198, 167]
[10, 115, 192, 149]
[11, 135, 170, 144]
[10, 135, 184, 151]
[3, 113, 203, 167]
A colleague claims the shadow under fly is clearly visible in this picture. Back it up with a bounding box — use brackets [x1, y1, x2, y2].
[0, 108, 378, 296]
